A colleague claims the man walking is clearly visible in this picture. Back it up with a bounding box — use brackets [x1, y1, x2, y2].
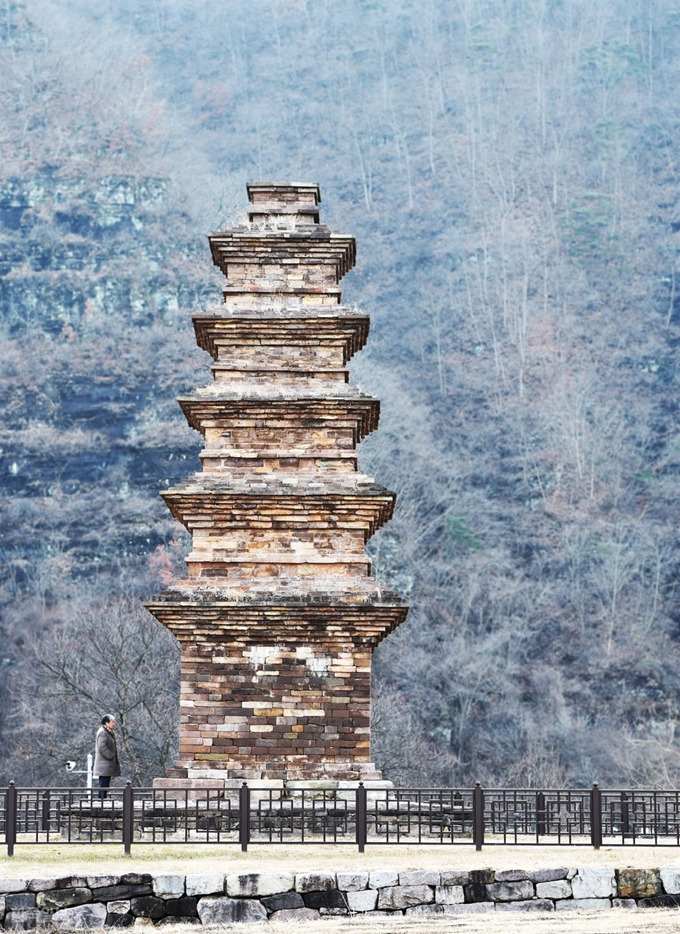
[93, 715, 121, 798]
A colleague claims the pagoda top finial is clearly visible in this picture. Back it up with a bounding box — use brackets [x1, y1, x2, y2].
[246, 182, 321, 223]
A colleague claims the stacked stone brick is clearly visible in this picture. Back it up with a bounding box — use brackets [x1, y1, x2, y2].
[2, 867, 679, 928]
[146, 183, 407, 781]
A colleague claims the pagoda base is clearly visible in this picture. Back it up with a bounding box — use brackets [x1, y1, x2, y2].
[153, 772, 392, 803]
[159, 759, 383, 782]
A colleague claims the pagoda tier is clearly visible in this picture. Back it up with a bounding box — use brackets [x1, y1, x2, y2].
[145, 595, 406, 780]
[146, 183, 408, 781]
[193, 307, 369, 363]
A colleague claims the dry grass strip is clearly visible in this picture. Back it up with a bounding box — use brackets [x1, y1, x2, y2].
[159, 912, 680, 934]
[2, 843, 680, 876]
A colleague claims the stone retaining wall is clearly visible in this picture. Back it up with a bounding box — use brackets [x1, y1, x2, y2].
[1, 867, 680, 927]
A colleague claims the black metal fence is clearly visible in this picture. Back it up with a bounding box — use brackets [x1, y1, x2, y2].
[3, 781, 680, 855]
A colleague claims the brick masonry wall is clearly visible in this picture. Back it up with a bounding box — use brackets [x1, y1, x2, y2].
[2, 867, 680, 928]
[177, 641, 372, 776]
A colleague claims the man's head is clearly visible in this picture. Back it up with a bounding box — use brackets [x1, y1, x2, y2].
[101, 715, 116, 730]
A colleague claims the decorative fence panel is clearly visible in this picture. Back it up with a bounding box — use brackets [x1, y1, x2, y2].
[3, 782, 680, 855]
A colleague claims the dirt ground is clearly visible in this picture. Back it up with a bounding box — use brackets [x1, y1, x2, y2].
[169, 912, 680, 934]
[2, 842, 680, 876]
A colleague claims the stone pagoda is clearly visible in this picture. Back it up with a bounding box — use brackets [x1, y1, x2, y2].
[146, 182, 408, 784]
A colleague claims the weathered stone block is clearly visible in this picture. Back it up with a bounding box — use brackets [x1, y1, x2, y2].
[464, 883, 489, 903]
[536, 880, 572, 899]
[369, 871, 398, 889]
[441, 871, 470, 886]
[107, 900, 131, 915]
[399, 870, 439, 886]
[496, 899, 554, 912]
[295, 871, 335, 893]
[435, 885, 464, 905]
[0, 881, 28, 895]
[91, 885, 153, 902]
[571, 868, 615, 899]
[185, 874, 224, 897]
[152, 876, 185, 898]
[336, 780, 392, 804]
[261, 893, 304, 912]
[130, 897, 166, 919]
[495, 869, 527, 882]
[37, 887, 92, 910]
[4, 910, 52, 930]
[346, 889, 378, 912]
[529, 868, 568, 883]
[302, 890, 346, 910]
[163, 897, 197, 918]
[405, 904, 444, 915]
[52, 903, 108, 928]
[87, 877, 122, 889]
[556, 898, 611, 911]
[337, 872, 368, 891]
[152, 779, 223, 802]
[485, 881, 534, 902]
[661, 867, 680, 895]
[612, 898, 637, 908]
[106, 912, 135, 927]
[56, 877, 90, 889]
[197, 897, 267, 924]
[617, 869, 662, 898]
[377, 884, 434, 910]
[120, 876, 152, 887]
[226, 872, 294, 897]
[5, 895, 36, 911]
[27, 879, 58, 892]
[638, 895, 680, 908]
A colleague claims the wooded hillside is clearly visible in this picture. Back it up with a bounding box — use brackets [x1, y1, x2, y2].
[2, 0, 680, 788]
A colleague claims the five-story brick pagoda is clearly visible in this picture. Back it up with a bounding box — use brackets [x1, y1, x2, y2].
[146, 183, 408, 785]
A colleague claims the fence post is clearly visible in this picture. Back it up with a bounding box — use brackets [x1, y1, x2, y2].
[473, 782, 484, 851]
[41, 791, 50, 834]
[239, 782, 250, 853]
[122, 782, 133, 856]
[356, 782, 367, 853]
[621, 791, 630, 838]
[536, 791, 546, 837]
[590, 783, 602, 850]
[6, 782, 17, 857]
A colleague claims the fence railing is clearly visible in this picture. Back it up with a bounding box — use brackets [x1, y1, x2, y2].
[3, 781, 680, 855]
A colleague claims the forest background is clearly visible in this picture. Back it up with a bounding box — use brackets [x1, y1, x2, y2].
[2, 0, 680, 790]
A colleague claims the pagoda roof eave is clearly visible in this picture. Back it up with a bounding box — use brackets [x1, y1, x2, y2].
[144, 593, 408, 646]
[177, 395, 380, 440]
[192, 310, 370, 361]
[162, 472, 395, 497]
[208, 230, 356, 278]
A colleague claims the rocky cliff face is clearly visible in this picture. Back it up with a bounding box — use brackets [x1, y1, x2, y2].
[0, 168, 207, 753]
[0, 173, 191, 333]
